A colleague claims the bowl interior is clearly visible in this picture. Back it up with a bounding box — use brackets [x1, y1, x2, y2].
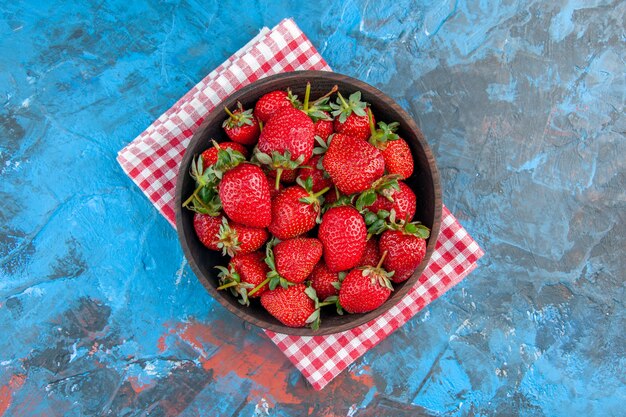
[175, 71, 442, 336]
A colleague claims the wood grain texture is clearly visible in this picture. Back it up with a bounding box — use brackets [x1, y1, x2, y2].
[175, 71, 442, 335]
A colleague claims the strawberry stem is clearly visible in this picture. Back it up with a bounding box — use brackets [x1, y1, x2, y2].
[337, 92, 349, 109]
[274, 168, 283, 190]
[217, 281, 239, 291]
[311, 186, 330, 199]
[303, 82, 311, 112]
[318, 300, 336, 308]
[248, 277, 270, 297]
[182, 184, 203, 207]
[376, 250, 388, 269]
[368, 108, 376, 135]
[224, 106, 235, 118]
[312, 85, 338, 105]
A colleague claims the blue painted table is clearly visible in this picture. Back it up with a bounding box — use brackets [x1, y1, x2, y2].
[1, 1, 624, 415]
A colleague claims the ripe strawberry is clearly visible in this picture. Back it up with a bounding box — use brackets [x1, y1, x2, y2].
[267, 167, 298, 185]
[268, 178, 328, 240]
[338, 255, 393, 314]
[357, 238, 380, 267]
[258, 106, 316, 164]
[368, 120, 414, 179]
[314, 117, 334, 140]
[318, 206, 367, 272]
[310, 262, 343, 301]
[219, 163, 272, 228]
[379, 222, 430, 283]
[193, 213, 223, 251]
[223, 102, 260, 145]
[382, 139, 414, 179]
[254, 90, 294, 123]
[330, 91, 372, 141]
[272, 237, 323, 285]
[215, 251, 269, 305]
[322, 133, 385, 195]
[260, 284, 317, 328]
[215, 217, 268, 256]
[201, 142, 249, 167]
[296, 154, 333, 193]
[269, 182, 284, 200]
[364, 181, 416, 222]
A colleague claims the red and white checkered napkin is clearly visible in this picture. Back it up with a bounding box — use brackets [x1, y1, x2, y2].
[117, 18, 484, 390]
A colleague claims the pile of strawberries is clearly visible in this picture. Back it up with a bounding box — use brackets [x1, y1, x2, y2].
[183, 82, 430, 330]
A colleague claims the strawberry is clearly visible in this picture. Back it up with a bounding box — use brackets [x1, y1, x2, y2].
[254, 90, 295, 123]
[269, 182, 284, 200]
[314, 117, 334, 140]
[322, 133, 385, 195]
[215, 217, 268, 256]
[360, 180, 416, 222]
[222, 102, 260, 145]
[193, 213, 223, 251]
[266, 167, 298, 185]
[219, 163, 272, 228]
[382, 139, 414, 179]
[357, 237, 380, 267]
[296, 154, 333, 193]
[271, 237, 322, 285]
[260, 283, 317, 328]
[268, 178, 328, 240]
[201, 142, 249, 167]
[256, 106, 316, 189]
[310, 262, 343, 301]
[215, 251, 269, 305]
[330, 91, 372, 141]
[318, 206, 367, 272]
[379, 221, 430, 283]
[338, 253, 393, 314]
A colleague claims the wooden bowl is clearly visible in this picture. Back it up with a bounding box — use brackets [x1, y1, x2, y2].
[175, 71, 442, 336]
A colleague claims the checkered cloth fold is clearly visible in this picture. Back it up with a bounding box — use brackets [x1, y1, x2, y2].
[117, 18, 484, 390]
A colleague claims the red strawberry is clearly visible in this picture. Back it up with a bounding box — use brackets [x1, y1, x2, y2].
[314, 117, 334, 140]
[260, 284, 317, 328]
[379, 223, 429, 283]
[254, 90, 294, 123]
[269, 182, 284, 200]
[365, 181, 416, 222]
[318, 206, 367, 272]
[215, 251, 269, 305]
[338, 256, 393, 314]
[322, 133, 385, 195]
[267, 167, 298, 185]
[201, 142, 249, 167]
[193, 213, 223, 251]
[273, 237, 323, 284]
[223, 102, 260, 145]
[330, 91, 372, 141]
[268, 179, 328, 240]
[357, 238, 380, 267]
[219, 163, 272, 228]
[258, 106, 315, 164]
[215, 217, 268, 256]
[382, 138, 414, 179]
[368, 120, 414, 179]
[310, 262, 342, 301]
[296, 154, 333, 193]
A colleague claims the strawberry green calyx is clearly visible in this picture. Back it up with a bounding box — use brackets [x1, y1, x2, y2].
[299, 82, 337, 122]
[216, 217, 242, 257]
[286, 88, 301, 108]
[222, 102, 255, 129]
[363, 208, 391, 238]
[369, 119, 400, 150]
[312, 135, 331, 156]
[361, 250, 394, 291]
[254, 149, 306, 190]
[355, 174, 402, 212]
[182, 155, 222, 215]
[303, 285, 340, 330]
[248, 238, 291, 296]
[330, 91, 367, 124]
[210, 139, 247, 179]
[388, 210, 431, 239]
[215, 264, 254, 306]
[296, 177, 330, 223]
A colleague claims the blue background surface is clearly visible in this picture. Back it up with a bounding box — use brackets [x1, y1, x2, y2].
[1, 0, 624, 416]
